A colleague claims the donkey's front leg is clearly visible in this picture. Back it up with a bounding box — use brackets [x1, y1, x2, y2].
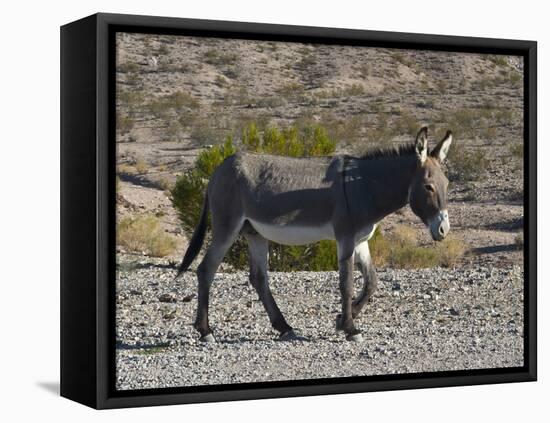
[336, 242, 363, 342]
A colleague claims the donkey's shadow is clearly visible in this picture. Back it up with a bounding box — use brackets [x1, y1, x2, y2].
[215, 336, 312, 345]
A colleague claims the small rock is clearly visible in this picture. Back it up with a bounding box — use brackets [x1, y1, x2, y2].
[163, 311, 177, 320]
[158, 293, 177, 303]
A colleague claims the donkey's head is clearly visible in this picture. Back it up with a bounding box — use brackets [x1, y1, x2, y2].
[409, 127, 453, 241]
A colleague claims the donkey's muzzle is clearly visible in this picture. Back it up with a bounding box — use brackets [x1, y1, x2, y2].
[429, 210, 450, 241]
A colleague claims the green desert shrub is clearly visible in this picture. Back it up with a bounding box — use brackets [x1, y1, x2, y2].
[242, 122, 335, 157]
[117, 214, 177, 257]
[196, 137, 237, 178]
[171, 169, 207, 234]
[268, 241, 338, 272]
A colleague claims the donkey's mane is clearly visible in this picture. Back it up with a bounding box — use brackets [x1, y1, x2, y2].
[355, 142, 416, 161]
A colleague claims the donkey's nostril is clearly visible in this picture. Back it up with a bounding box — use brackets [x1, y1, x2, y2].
[439, 225, 445, 236]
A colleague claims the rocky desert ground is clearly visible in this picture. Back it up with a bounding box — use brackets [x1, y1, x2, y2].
[114, 32, 525, 390]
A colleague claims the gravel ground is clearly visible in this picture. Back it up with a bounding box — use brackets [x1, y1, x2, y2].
[115, 255, 524, 390]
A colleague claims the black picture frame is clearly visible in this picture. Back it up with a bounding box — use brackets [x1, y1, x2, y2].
[60, 12, 537, 409]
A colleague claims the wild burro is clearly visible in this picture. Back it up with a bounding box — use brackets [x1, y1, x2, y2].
[177, 127, 453, 342]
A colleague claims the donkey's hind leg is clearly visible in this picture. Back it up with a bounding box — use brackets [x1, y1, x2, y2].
[352, 240, 378, 318]
[244, 231, 297, 340]
[194, 219, 243, 342]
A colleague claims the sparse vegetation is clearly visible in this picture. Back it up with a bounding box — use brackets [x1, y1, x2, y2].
[277, 82, 305, 99]
[147, 90, 200, 119]
[509, 70, 522, 88]
[365, 113, 394, 145]
[316, 84, 365, 99]
[156, 44, 169, 55]
[252, 96, 287, 109]
[204, 49, 238, 66]
[135, 158, 149, 174]
[118, 163, 138, 176]
[157, 176, 172, 191]
[214, 75, 228, 87]
[439, 107, 517, 142]
[394, 110, 421, 137]
[509, 142, 524, 158]
[447, 146, 488, 182]
[125, 73, 141, 86]
[118, 62, 139, 73]
[390, 51, 412, 67]
[165, 91, 200, 109]
[487, 55, 508, 67]
[370, 225, 466, 269]
[117, 113, 134, 135]
[296, 53, 317, 70]
[222, 85, 251, 106]
[117, 214, 177, 257]
[118, 90, 145, 110]
[471, 70, 522, 90]
[318, 113, 365, 145]
[436, 79, 448, 95]
[189, 117, 226, 146]
[514, 231, 524, 247]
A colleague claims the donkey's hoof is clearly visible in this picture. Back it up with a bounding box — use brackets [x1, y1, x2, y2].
[279, 329, 307, 342]
[199, 333, 216, 343]
[346, 332, 363, 342]
[335, 314, 344, 331]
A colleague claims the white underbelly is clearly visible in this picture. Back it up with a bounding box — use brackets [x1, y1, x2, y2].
[248, 219, 334, 245]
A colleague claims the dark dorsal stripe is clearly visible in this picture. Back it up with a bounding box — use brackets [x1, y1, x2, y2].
[355, 143, 416, 161]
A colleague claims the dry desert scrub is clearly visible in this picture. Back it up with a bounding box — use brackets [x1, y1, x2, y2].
[370, 225, 466, 269]
[117, 214, 177, 257]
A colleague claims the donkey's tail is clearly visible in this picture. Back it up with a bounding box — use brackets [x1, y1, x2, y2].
[176, 193, 209, 277]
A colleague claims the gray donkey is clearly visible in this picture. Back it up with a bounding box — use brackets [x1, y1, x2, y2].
[177, 127, 453, 342]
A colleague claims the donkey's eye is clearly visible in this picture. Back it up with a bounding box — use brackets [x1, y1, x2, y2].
[425, 184, 435, 193]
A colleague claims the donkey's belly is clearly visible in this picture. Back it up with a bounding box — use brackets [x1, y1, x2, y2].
[248, 219, 334, 246]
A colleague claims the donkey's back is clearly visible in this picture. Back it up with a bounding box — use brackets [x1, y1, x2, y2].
[213, 152, 337, 195]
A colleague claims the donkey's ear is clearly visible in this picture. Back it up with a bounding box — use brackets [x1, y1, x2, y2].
[430, 130, 453, 163]
[415, 127, 429, 165]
